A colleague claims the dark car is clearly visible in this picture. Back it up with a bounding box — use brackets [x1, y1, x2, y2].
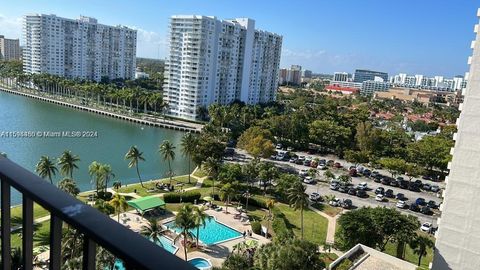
[356, 190, 368, 198]
[396, 176, 405, 181]
[416, 198, 426, 206]
[422, 183, 432, 191]
[427, 200, 437, 209]
[295, 159, 304, 165]
[349, 168, 358, 177]
[371, 171, 380, 178]
[396, 193, 406, 201]
[409, 203, 420, 212]
[381, 177, 392, 185]
[362, 169, 372, 177]
[390, 180, 398, 187]
[338, 185, 348, 193]
[422, 175, 433, 181]
[373, 175, 382, 183]
[375, 187, 385, 195]
[334, 162, 342, 168]
[408, 183, 421, 192]
[399, 180, 409, 189]
[385, 189, 394, 198]
[303, 160, 311, 166]
[342, 199, 353, 209]
[430, 185, 440, 193]
[421, 206, 432, 215]
[414, 179, 423, 187]
[348, 188, 357, 196]
[319, 159, 326, 164]
[327, 160, 335, 166]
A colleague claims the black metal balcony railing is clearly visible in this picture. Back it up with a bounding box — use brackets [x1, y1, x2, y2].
[0, 156, 197, 270]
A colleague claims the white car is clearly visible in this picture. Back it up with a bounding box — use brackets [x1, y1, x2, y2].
[356, 182, 368, 190]
[303, 176, 315, 184]
[276, 144, 282, 149]
[396, 200, 406, 209]
[375, 194, 385, 202]
[317, 164, 327, 170]
[420, 222, 432, 233]
[299, 169, 309, 177]
[329, 198, 341, 207]
[309, 192, 321, 202]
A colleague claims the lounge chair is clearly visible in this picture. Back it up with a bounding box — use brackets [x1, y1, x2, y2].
[215, 207, 223, 212]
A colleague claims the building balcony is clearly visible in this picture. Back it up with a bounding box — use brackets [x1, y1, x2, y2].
[0, 156, 196, 270]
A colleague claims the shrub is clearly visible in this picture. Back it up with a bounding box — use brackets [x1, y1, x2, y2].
[251, 221, 262, 235]
[239, 196, 267, 209]
[332, 259, 353, 270]
[271, 208, 294, 241]
[163, 191, 201, 203]
[97, 191, 112, 201]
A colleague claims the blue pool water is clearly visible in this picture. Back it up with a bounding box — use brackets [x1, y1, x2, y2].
[188, 258, 212, 269]
[165, 216, 242, 245]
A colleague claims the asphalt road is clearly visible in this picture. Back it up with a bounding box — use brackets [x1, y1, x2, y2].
[230, 148, 441, 227]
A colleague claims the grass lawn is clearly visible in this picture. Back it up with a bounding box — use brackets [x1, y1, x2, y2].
[11, 220, 51, 249]
[117, 175, 197, 197]
[311, 202, 343, 217]
[3, 203, 51, 226]
[383, 237, 434, 269]
[192, 166, 208, 178]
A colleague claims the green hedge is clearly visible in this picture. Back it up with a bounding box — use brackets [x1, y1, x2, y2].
[251, 221, 262, 235]
[239, 196, 267, 209]
[271, 208, 294, 240]
[163, 191, 201, 203]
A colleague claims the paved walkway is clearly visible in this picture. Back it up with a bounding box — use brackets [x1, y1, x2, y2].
[308, 205, 340, 244]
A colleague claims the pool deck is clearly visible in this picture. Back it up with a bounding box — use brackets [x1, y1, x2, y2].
[163, 207, 271, 268]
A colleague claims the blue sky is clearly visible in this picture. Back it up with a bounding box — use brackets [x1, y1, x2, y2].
[0, 0, 477, 76]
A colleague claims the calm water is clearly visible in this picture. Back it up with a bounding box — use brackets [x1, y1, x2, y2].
[0, 91, 190, 205]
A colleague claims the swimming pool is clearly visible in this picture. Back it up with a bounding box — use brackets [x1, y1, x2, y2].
[188, 257, 213, 270]
[164, 216, 242, 245]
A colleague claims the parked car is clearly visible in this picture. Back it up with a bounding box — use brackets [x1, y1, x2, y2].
[329, 198, 341, 207]
[373, 175, 382, 183]
[299, 169, 309, 177]
[375, 194, 385, 202]
[327, 160, 335, 166]
[309, 192, 321, 202]
[370, 171, 380, 178]
[356, 190, 368, 198]
[427, 200, 437, 209]
[289, 157, 298, 163]
[399, 180, 409, 189]
[420, 222, 433, 233]
[342, 199, 353, 209]
[303, 160, 311, 166]
[356, 182, 368, 190]
[409, 203, 420, 212]
[381, 177, 391, 185]
[385, 189, 394, 198]
[396, 176, 405, 181]
[375, 187, 385, 195]
[416, 198, 426, 206]
[362, 169, 372, 177]
[408, 183, 421, 192]
[310, 160, 318, 168]
[390, 180, 398, 187]
[421, 206, 432, 215]
[338, 185, 348, 193]
[286, 147, 294, 151]
[422, 183, 432, 191]
[317, 164, 327, 170]
[430, 185, 440, 193]
[329, 182, 340, 190]
[303, 176, 315, 184]
[396, 200, 407, 209]
[414, 179, 423, 187]
[349, 168, 358, 177]
[356, 166, 365, 174]
[298, 156, 306, 162]
[347, 188, 357, 196]
[276, 144, 282, 149]
[396, 193, 407, 201]
[334, 162, 342, 168]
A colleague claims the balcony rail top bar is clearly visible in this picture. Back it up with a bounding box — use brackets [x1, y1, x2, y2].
[0, 156, 196, 270]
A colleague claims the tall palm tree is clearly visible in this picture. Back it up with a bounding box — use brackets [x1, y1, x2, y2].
[287, 182, 309, 239]
[57, 178, 80, 197]
[220, 183, 235, 213]
[35, 156, 58, 184]
[159, 140, 176, 185]
[181, 133, 197, 184]
[89, 161, 102, 194]
[98, 164, 115, 193]
[409, 234, 434, 266]
[265, 199, 276, 238]
[112, 181, 122, 191]
[193, 206, 209, 248]
[203, 157, 221, 195]
[174, 204, 196, 261]
[58, 150, 80, 179]
[125, 146, 146, 188]
[57, 150, 80, 178]
[109, 193, 128, 222]
[141, 219, 165, 247]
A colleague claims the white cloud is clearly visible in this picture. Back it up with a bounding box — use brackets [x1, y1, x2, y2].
[127, 26, 168, 59]
[0, 15, 22, 41]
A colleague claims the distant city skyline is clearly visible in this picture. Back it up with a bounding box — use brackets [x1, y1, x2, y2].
[0, 0, 477, 76]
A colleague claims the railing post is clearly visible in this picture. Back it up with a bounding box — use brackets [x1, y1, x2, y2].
[1, 181, 11, 270]
[49, 215, 62, 270]
[82, 236, 96, 270]
[22, 197, 34, 269]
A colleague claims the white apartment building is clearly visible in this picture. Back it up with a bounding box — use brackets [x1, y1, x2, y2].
[391, 72, 466, 91]
[333, 72, 349, 82]
[0, 35, 21, 61]
[361, 80, 390, 95]
[163, 15, 282, 120]
[433, 9, 480, 270]
[23, 14, 137, 81]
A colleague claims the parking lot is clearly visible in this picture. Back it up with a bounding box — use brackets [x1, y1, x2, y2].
[231, 148, 442, 227]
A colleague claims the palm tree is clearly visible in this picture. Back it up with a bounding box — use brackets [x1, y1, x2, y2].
[57, 178, 80, 197]
[203, 157, 221, 195]
[57, 150, 80, 178]
[98, 164, 115, 193]
[35, 156, 58, 184]
[287, 182, 309, 239]
[109, 193, 128, 222]
[89, 161, 102, 194]
[266, 199, 276, 238]
[409, 234, 434, 266]
[181, 133, 197, 184]
[112, 181, 122, 191]
[141, 219, 165, 247]
[220, 183, 235, 213]
[174, 204, 196, 261]
[159, 140, 176, 185]
[125, 146, 146, 188]
[193, 206, 209, 248]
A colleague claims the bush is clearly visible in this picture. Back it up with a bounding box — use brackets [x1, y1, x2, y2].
[163, 191, 201, 203]
[239, 196, 267, 209]
[251, 221, 262, 235]
[97, 191, 112, 201]
[271, 208, 294, 241]
[332, 259, 353, 270]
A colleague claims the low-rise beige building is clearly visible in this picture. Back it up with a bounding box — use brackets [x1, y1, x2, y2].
[373, 87, 458, 106]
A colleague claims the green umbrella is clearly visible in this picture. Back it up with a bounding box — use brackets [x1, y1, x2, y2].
[245, 239, 258, 248]
[203, 196, 213, 202]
